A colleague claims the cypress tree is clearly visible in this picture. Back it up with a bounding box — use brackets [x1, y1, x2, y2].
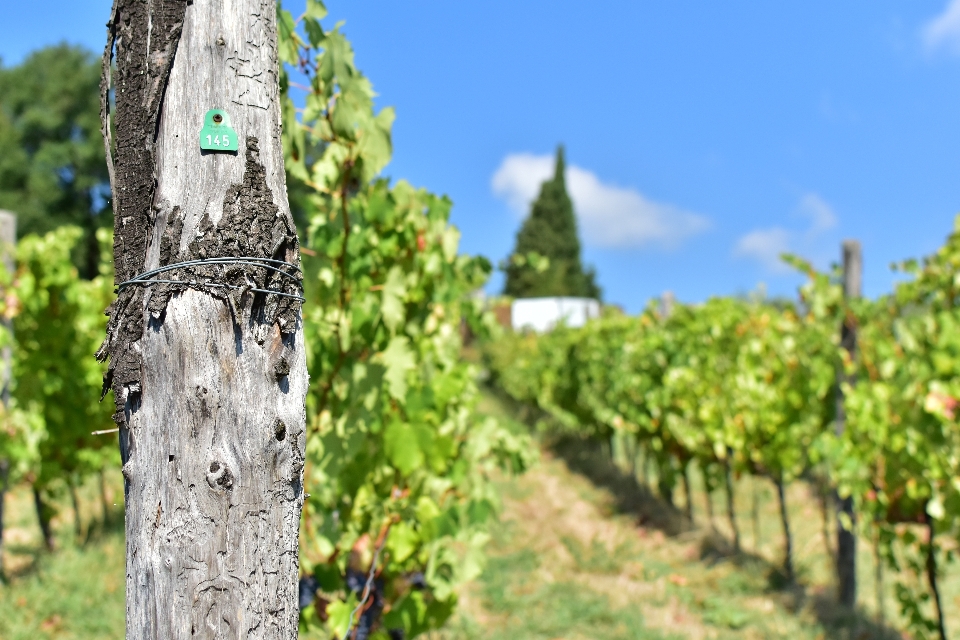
[504, 146, 600, 299]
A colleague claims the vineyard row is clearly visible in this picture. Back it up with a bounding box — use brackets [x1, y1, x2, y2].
[485, 225, 960, 640]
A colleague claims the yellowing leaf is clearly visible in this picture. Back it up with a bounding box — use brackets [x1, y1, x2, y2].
[382, 266, 406, 333]
[441, 227, 460, 263]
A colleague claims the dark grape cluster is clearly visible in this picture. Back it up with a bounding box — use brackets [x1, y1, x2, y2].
[344, 568, 384, 640]
[298, 575, 319, 610]
[406, 572, 427, 590]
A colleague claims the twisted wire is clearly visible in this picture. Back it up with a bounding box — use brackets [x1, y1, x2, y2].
[116, 256, 305, 302]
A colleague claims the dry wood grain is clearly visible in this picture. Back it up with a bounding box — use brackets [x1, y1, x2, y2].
[103, 1, 307, 637]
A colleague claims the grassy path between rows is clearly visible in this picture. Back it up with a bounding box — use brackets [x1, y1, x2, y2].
[443, 390, 955, 640]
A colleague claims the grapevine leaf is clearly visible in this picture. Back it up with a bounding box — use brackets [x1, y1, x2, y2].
[276, 8, 299, 65]
[325, 594, 357, 640]
[381, 266, 406, 334]
[384, 420, 423, 475]
[386, 521, 420, 563]
[305, 0, 327, 20]
[304, 18, 326, 50]
[381, 336, 415, 400]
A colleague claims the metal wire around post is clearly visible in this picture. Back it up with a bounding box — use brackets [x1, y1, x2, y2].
[116, 256, 305, 302]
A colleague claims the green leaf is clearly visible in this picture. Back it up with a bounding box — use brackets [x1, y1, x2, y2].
[358, 106, 395, 180]
[415, 496, 442, 540]
[326, 594, 357, 639]
[276, 8, 299, 65]
[382, 592, 428, 636]
[304, 18, 325, 49]
[381, 266, 406, 333]
[441, 226, 460, 263]
[384, 420, 423, 475]
[305, 0, 327, 20]
[381, 336, 415, 400]
[387, 521, 420, 563]
[338, 311, 352, 352]
[274, 15, 536, 637]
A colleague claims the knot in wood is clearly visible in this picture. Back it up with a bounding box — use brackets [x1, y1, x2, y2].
[205, 460, 234, 491]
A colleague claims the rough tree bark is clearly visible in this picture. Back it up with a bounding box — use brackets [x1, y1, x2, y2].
[99, 1, 307, 638]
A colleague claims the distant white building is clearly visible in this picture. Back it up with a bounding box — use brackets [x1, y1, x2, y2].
[511, 297, 600, 333]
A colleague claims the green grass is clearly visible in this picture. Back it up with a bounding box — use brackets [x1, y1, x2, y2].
[0, 479, 125, 640]
[0, 531, 125, 639]
[560, 535, 634, 575]
[445, 539, 671, 640]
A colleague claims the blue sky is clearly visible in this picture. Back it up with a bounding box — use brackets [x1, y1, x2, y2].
[4, 1, 960, 311]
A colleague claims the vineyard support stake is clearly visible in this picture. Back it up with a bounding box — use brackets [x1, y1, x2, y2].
[99, 1, 307, 636]
[0, 210, 13, 581]
[836, 239, 860, 607]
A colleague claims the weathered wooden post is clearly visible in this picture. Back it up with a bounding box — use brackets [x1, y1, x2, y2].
[0, 210, 14, 580]
[659, 290, 675, 319]
[0, 211, 14, 408]
[836, 239, 860, 607]
[99, 1, 307, 637]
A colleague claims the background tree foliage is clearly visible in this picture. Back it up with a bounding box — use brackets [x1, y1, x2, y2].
[503, 146, 600, 300]
[0, 45, 109, 279]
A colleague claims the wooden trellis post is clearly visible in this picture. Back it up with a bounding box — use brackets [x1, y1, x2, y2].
[99, 1, 306, 637]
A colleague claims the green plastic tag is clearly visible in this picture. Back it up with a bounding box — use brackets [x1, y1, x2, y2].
[199, 109, 239, 152]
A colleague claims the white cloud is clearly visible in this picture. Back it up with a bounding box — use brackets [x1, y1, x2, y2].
[923, 0, 960, 53]
[491, 153, 554, 213]
[734, 192, 839, 273]
[733, 228, 792, 273]
[491, 153, 710, 249]
[796, 193, 837, 235]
